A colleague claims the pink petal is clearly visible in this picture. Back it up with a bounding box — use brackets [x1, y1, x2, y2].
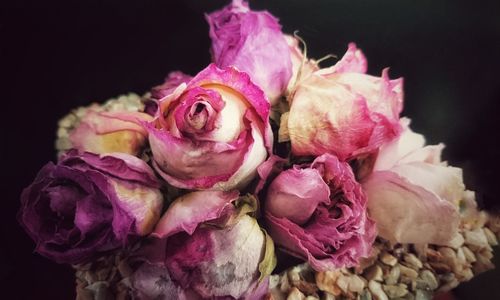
[318, 42, 367, 75]
[363, 168, 461, 245]
[266, 167, 330, 225]
[153, 190, 239, 238]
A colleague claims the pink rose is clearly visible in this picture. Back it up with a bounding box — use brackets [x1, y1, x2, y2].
[131, 191, 275, 299]
[264, 154, 376, 271]
[207, 0, 292, 105]
[69, 107, 152, 155]
[287, 43, 403, 161]
[362, 118, 464, 245]
[146, 64, 272, 190]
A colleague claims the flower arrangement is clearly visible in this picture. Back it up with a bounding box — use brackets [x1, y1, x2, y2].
[18, 1, 499, 299]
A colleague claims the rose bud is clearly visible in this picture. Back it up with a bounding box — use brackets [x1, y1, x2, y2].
[207, 0, 293, 105]
[18, 150, 163, 264]
[264, 154, 376, 271]
[69, 107, 152, 156]
[287, 43, 403, 161]
[362, 118, 463, 245]
[131, 191, 275, 299]
[146, 63, 272, 191]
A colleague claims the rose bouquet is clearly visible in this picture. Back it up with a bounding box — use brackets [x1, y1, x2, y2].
[19, 1, 499, 299]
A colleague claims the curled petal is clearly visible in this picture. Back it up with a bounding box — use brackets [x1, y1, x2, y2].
[151, 71, 193, 100]
[62, 151, 159, 188]
[374, 118, 443, 170]
[317, 42, 367, 75]
[69, 110, 152, 155]
[153, 190, 239, 238]
[364, 169, 460, 245]
[266, 167, 330, 225]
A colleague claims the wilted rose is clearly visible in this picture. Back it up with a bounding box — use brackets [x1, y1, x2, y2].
[207, 0, 292, 105]
[287, 43, 403, 161]
[146, 63, 272, 191]
[264, 153, 376, 271]
[69, 107, 152, 156]
[362, 118, 464, 245]
[131, 191, 275, 299]
[18, 150, 163, 264]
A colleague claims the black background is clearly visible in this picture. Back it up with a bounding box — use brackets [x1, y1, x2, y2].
[1, 0, 499, 299]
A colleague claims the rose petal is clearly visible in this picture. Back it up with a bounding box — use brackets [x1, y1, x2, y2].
[266, 167, 330, 225]
[364, 169, 460, 245]
[153, 190, 239, 238]
[317, 42, 367, 75]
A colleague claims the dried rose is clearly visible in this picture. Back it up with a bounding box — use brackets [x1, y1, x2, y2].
[146, 63, 272, 190]
[362, 118, 463, 245]
[287, 43, 403, 161]
[264, 153, 376, 271]
[207, 0, 292, 105]
[18, 150, 163, 264]
[131, 191, 275, 299]
[69, 107, 152, 155]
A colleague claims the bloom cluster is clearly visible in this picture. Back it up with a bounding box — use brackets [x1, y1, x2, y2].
[19, 1, 473, 299]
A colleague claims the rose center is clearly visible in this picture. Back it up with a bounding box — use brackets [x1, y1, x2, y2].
[187, 102, 209, 130]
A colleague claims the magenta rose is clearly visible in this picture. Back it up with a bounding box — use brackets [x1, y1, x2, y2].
[207, 0, 292, 105]
[264, 153, 376, 271]
[286, 43, 403, 161]
[131, 191, 275, 299]
[18, 150, 163, 264]
[146, 63, 272, 191]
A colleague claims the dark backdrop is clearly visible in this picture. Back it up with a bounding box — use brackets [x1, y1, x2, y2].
[1, 0, 499, 299]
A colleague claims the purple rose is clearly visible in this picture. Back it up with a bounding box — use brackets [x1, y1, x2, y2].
[18, 150, 163, 264]
[207, 0, 292, 105]
[131, 191, 275, 299]
[264, 154, 376, 271]
[146, 64, 272, 191]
